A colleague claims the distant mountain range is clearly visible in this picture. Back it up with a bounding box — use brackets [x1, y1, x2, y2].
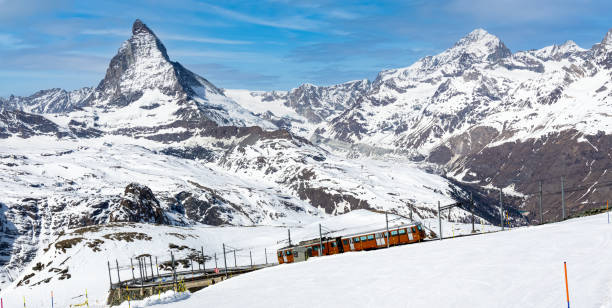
[1, 19, 611, 291]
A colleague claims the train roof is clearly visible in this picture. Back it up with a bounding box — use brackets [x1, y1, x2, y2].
[340, 222, 421, 239]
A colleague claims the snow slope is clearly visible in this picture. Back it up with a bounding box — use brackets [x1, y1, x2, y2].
[149, 213, 612, 308]
[0, 210, 495, 307]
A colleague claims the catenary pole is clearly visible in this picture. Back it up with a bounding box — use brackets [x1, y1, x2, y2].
[500, 188, 504, 231]
[130, 258, 135, 281]
[319, 224, 323, 256]
[438, 201, 442, 240]
[155, 256, 159, 278]
[470, 192, 475, 233]
[201, 246, 206, 275]
[107, 261, 113, 289]
[386, 212, 390, 247]
[233, 250, 237, 268]
[149, 256, 154, 280]
[222, 244, 228, 278]
[115, 259, 121, 286]
[249, 250, 253, 268]
[265, 248, 268, 264]
[561, 176, 566, 220]
[288, 229, 292, 246]
[539, 181, 543, 224]
[214, 252, 218, 269]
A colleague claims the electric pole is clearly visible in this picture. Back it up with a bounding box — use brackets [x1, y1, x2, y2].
[539, 181, 543, 224]
[438, 201, 442, 240]
[385, 212, 390, 247]
[500, 188, 504, 231]
[319, 224, 323, 256]
[223, 244, 228, 278]
[561, 176, 565, 220]
[470, 192, 475, 233]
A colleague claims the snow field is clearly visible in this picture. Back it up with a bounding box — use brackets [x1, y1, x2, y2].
[149, 213, 612, 308]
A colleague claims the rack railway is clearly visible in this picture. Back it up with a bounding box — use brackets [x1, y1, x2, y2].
[277, 222, 425, 264]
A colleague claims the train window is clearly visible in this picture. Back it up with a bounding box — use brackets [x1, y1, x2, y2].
[285, 251, 292, 256]
[367, 235, 374, 240]
[342, 239, 349, 245]
[331, 242, 336, 247]
[398, 229, 406, 235]
[411, 227, 416, 233]
[294, 252, 299, 257]
[391, 230, 398, 235]
[375, 233, 381, 238]
[418, 225, 422, 231]
[384, 232, 389, 237]
[278, 252, 282, 257]
[313, 246, 319, 250]
[360, 236, 367, 241]
[354, 237, 360, 242]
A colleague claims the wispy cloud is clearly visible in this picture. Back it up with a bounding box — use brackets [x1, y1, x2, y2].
[161, 34, 251, 45]
[198, 3, 324, 31]
[80, 28, 251, 45]
[0, 33, 35, 49]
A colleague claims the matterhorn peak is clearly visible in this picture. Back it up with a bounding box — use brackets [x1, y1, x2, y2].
[132, 19, 154, 35]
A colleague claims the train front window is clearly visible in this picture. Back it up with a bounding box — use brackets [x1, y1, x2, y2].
[418, 225, 422, 231]
[411, 227, 416, 233]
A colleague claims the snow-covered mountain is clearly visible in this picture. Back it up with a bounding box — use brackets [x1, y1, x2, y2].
[0, 20, 487, 292]
[233, 28, 612, 223]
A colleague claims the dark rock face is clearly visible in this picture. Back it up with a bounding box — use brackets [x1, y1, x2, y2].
[446, 129, 612, 223]
[111, 183, 168, 224]
[170, 191, 233, 226]
[0, 110, 60, 139]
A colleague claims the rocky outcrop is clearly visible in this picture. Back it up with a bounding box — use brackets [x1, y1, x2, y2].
[110, 183, 168, 224]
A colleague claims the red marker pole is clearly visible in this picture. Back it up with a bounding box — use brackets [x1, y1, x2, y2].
[564, 262, 570, 308]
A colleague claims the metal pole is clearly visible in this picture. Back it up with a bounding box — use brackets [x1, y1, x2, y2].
[249, 250, 253, 268]
[130, 258, 135, 281]
[561, 177, 565, 220]
[319, 224, 323, 256]
[155, 256, 159, 278]
[139, 258, 143, 288]
[265, 248, 268, 264]
[386, 212, 390, 247]
[215, 252, 218, 269]
[539, 181, 543, 224]
[438, 201, 442, 240]
[288, 229, 292, 246]
[500, 188, 504, 231]
[190, 258, 194, 277]
[470, 192, 475, 233]
[149, 256, 154, 280]
[115, 259, 121, 286]
[201, 246, 206, 275]
[233, 250, 237, 268]
[107, 261, 113, 289]
[223, 244, 228, 278]
[171, 252, 177, 288]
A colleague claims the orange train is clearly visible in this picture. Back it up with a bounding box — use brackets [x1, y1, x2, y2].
[277, 223, 425, 264]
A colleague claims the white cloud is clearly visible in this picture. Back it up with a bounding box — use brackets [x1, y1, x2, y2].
[199, 3, 324, 31]
[0, 33, 34, 49]
[80, 29, 251, 45]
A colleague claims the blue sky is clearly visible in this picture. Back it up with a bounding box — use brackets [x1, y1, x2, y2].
[0, 0, 611, 97]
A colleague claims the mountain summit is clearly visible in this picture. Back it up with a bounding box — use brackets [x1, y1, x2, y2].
[92, 19, 221, 108]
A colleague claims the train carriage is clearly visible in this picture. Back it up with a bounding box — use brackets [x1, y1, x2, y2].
[277, 222, 425, 264]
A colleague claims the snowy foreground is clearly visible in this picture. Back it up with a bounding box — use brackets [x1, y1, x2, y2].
[149, 213, 611, 308]
[0, 210, 493, 307]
